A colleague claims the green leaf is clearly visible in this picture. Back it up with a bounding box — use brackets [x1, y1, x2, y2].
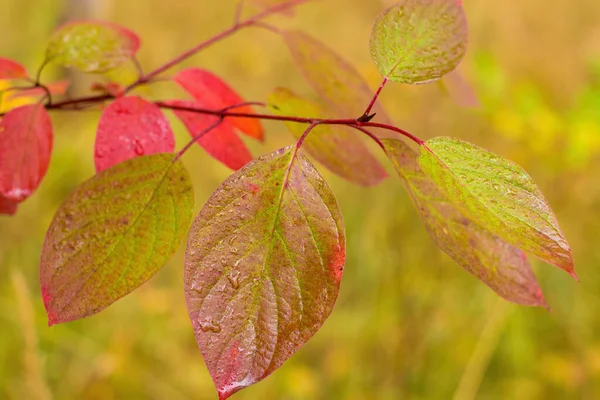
[383, 138, 547, 307]
[268, 88, 387, 186]
[370, 0, 468, 84]
[419, 137, 575, 277]
[184, 146, 345, 399]
[40, 154, 194, 325]
[283, 30, 393, 124]
[46, 21, 140, 73]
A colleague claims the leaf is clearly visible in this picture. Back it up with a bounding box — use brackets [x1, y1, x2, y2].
[0, 195, 18, 216]
[46, 21, 140, 73]
[174, 68, 264, 140]
[170, 100, 253, 170]
[369, 0, 468, 84]
[7, 80, 71, 101]
[439, 69, 479, 108]
[282, 30, 393, 124]
[0, 104, 53, 201]
[383, 138, 547, 307]
[0, 57, 28, 79]
[419, 137, 575, 277]
[268, 88, 387, 186]
[40, 153, 194, 325]
[94, 96, 176, 173]
[185, 146, 345, 399]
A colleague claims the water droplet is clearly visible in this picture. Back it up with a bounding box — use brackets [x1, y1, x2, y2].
[228, 236, 236, 245]
[492, 183, 501, 192]
[134, 140, 144, 155]
[230, 247, 239, 254]
[198, 317, 221, 333]
[227, 271, 240, 289]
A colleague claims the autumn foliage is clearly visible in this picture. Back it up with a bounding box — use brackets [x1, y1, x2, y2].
[0, 0, 575, 398]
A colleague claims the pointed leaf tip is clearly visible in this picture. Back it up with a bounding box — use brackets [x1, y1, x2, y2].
[419, 137, 574, 275]
[185, 146, 345, 397]
[383, 138, 548, 307]
[370, 0, 468, 84]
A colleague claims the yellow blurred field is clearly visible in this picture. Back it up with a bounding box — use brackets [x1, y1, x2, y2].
[1, 0, 600, 399]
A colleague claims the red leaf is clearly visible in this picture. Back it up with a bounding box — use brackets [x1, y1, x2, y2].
[0, 58, 28, 79]
[174, 68, 264, 140]
[0, 104, 53, 201]
[94, 96, 175, 172]
[0, 195, 18, 215]
[170, 100, 253, 170]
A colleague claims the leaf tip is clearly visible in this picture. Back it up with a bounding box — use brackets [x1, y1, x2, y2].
[568, 269, 580, 282]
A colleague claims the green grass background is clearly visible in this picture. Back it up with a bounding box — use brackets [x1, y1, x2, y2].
[1, 0, 599, 399]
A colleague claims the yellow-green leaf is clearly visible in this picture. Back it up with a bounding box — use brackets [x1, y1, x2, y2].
[46, 21, 140, 73]
[40, 154, 194, 325]
[370, 0, 468, 84]
[419, 137, 575, 277]
[384, 138, 547, 307]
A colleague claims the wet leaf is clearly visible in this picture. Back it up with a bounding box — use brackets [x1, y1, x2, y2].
[0, 195, 18, 216]
[384, 138, 547, 307]
[185, 146, 345, 399]
[283, 30, 392, 124]
[94, 96, 175, 173]
[420, 137, 575, 276]
[370, 0, 468, 84]
[170, 100, 253, 170]
[0, 104, 53, 201]
[46, 21, 140, 73]
[0, 57, 28, 79]
[40, 153, 194, 325]
[174, 68, 264, 140]
[269, 88, 387, 186]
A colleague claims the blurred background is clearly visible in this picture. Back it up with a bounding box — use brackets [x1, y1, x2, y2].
[1, 0, 599, 398]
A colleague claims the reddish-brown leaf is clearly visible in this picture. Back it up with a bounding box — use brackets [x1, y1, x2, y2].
[170, 100, 253, 170]
[0, 195, 18, 215]
[94, 96, 175, 173]
[269, 88, 387, 186]
[0, 104, 53, 201]
[0, 58, 28, 79]
[282, 31, 392, 125]
[174, 68, 264, 140]
[383, 138, 547, 307]
[185, 146, 345, 399]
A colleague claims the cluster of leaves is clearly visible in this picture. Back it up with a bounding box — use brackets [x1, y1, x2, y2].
[0, 0, 576, 398]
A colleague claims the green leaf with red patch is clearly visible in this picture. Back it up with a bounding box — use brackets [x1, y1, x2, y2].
[369, 0, 468, 84]
[40, 153, 194, 325]
[384, 138, 547, 307]
[419, 137, 575, 277]
[185, 145, 345, 399]
[269, 87, 387, 186]
[46, 21, 140, 73]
